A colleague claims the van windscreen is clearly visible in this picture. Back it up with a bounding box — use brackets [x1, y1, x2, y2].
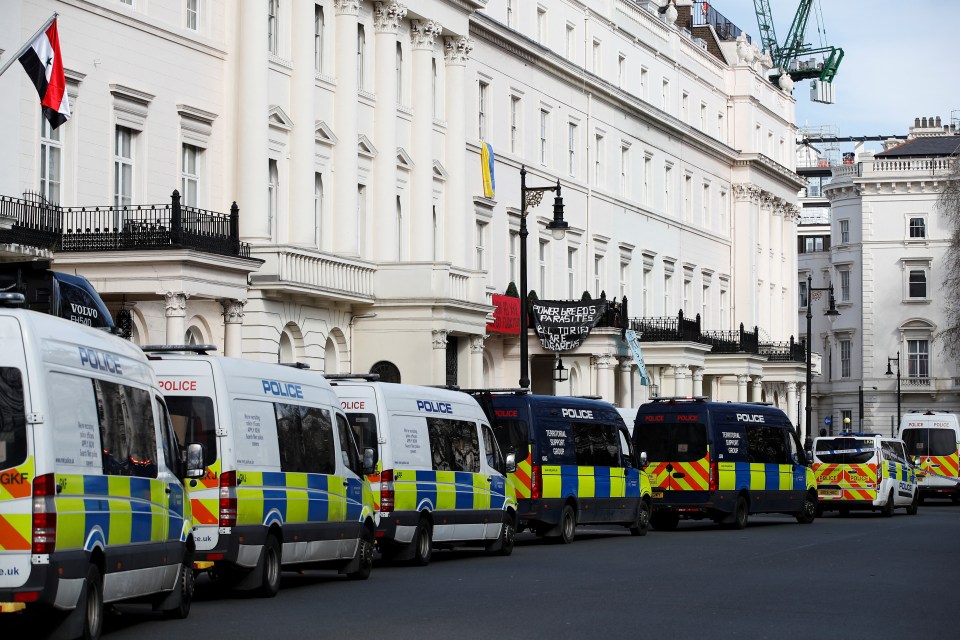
[633, 420, 707, 462]
[903, 428, 957, 457]
[0, 367, 27, 471]
[491, 418, 531, 463]
[344, 412, 379, 468]
[814, 438, 873, 464]
[165, 395, 218, 467]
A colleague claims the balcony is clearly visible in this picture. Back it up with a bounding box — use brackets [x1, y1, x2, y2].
[0, 193, 61, 254]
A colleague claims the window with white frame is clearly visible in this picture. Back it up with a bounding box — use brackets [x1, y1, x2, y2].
[683, 174, 692, 221]
[909, 216, 926, 238]
[620, 261, 630, 299]
[538, 239, 548, 294]
[186, 0, 200, 30]
[664, 272, 673, 314]
[565, 23, 575, 60]
[618, 54, 626, 88]
[702, 284, 709, 323]
[568, 247, 578, 298]
[267, 159, 279, 238]
[509, 229, 519, 284]
[536, 7, 547, 44]
[476, 220, 487, 272]
[395, 43, 403, 104]
[114, 126, 135, 208]
[506, 0, 515, 28]
[640, 67, 648, 100]
[719, 288, 727, 329]
[357, 25, 366, 89]
[839, 268, 850, 302]
[683, 278, 691, 315]
[908, 269, 927, 299]
[840, 338, 851, 378]
[804, 237, 824, 252]
[594, 133, 604, 185]
[701, 183, 710, 226]
[798, 279, 808, 308]
[594, 254, 604, 297]
[181, 144, 200, 207]
[568, 122, 578, 176]
[719, 190, 727, 231]
[539, 109, 549, 165]
[592, 39, 601, 74]
[315, 5, 324, 72]
[681, 92, 689, 123]
[643, 266, 652, 315]
[839, 219, 849, 243]
[700, 102, 707, 132]
[717, 113, 725, 141]
[620, 144, 630, 196]
[510, 96, 521, 154]
[478, 80, 488, 140]
[315, 173, 324, 248]
[431, 58, 438, 118]
[664, 162, 673, 214]
[40, 117, 63, 203]
[268, 0, 279, 54]
[644, 154, 652, 205]
[120, 0, 133, 5]
[907, 339, 930, 378]
[661, 78, 670, 111]
[395, 196, 402, 259]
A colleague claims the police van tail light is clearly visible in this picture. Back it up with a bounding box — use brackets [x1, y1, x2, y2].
[531, 465, 542, 500]
[380, 469, 395, 513]
[709, 462, 719, 492]
[219, 470, 238, 528]
[32, 473, 57, 554]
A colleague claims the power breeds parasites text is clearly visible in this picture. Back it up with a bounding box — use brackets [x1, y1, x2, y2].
[262, 379, 304, 399]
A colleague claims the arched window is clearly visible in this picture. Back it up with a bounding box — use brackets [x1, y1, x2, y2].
[370, 361, 401, 384]
[184, 328, 201, 345]
[278, 331, 293, 363]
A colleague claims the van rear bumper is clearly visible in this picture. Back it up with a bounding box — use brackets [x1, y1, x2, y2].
[195, 526, 266, 570]
[0, 550, 90, 610]
[651, 490, 737, 517]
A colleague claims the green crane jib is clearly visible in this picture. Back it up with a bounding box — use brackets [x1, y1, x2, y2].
[752, 0, 843, 84]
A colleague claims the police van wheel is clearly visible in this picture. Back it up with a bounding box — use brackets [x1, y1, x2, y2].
[881, 490, 895, 517]
[347, 529, 374, 580]
[81, 564, 104, 640]
[952, 491, 960, 505]
[558, 505, 577, 544]
[487, 515, 516, 556]
[795, 491, 816, 524]
[163, 562, 195, 619]
[630, 500, 651, 536]
[411, 519, 433, 566]
[257, 536, 282, 598]
[907, 491, 920, 516]
[729, 495, 748, 530]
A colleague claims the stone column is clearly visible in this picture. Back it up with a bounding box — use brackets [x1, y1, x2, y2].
[432, 329, 447, 385]
[469, 334, 486, 388]
[736, 374, 749, 402]
[674, 365, 690, 397]
[595, 354, 616, 404]
[752, 376, 763, 403]
[786, 381, 798, 428]
[221, 299, 246, 357]
[692, 367, 704, 398]
[373, 2, 407, 261]
[618, 359, 632, 407]
[409, 19, 442, 261]
[443, 36, 471, 268]
[334, 0, 361, 255]
[237, 0, 270, 240]
[164, 292, 189, 346]
[288, 0, 317, 246]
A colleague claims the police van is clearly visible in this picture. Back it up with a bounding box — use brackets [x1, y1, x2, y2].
[146, 347, 377, 596]
[328, 377, 517, 564]
[0, 293, 203, 639]
[632, 398, 817, 529]
[899, 411, 960, 503]
[812, 433, 918, 516]
[472, 391, 651, 544]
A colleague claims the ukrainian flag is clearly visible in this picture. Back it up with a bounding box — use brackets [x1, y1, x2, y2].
[481, 140, 496, 198]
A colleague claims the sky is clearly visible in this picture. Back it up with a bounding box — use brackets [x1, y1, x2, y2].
[716, 1, 959, 145]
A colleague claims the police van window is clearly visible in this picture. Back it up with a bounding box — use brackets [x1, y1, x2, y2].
[785, 429, 801, 464]
[165, 395, 218, 467]
[903, 428, 957, 457]
[573, 422, 619, 467]
[881, 440, 898, 462]
[618, 430, 635, 468]
[336, 412, 362, 475]
[427, 417, 480, 473]
[482, 425, 504, 474]
[534, 422, 576, 465]
[94, 379, 158, 478]
[491, 418, 530, 463]
[344, 412, 379, 468]
[746, 425, 788, 464]
[156, 396, 177, 475]
[276, 403, 336, 475]
[814, 438, 873, 464]
[893, 441, 908, 461]
[0, 367, 27, 471]
[632, 418, 707, 463]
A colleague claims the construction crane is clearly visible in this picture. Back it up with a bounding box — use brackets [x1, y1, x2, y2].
[753, 0, 843, 103]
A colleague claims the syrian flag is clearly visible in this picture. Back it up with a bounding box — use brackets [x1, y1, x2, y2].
[19, 17, 71, 129]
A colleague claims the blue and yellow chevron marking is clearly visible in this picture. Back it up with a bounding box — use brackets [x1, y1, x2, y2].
[390, 469, 513, 513]
[540, 465, 642, 500]
[717, 463, 814, 492]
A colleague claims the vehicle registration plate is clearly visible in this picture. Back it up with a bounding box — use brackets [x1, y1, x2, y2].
[652, 491, 664, 499]
[820, 489, 840, 497]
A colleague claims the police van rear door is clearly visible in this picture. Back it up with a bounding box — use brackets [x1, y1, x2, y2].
[814, 437, 877, 500]
[633, 407, 709, 498]
[0, 315, 31, 588]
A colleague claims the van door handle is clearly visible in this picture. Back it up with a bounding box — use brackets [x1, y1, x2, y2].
[343, 480, 350, 487]
[487, 476, 493, 483]
[165, 486, 172, 494]
[672, 472, 686, 479]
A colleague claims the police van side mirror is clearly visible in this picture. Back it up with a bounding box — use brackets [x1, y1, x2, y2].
[912, 455, 921, 467]
[185, 443, 205, 479]
[639, 451, 649, 470]
[505, 452, 517, 473]
[362, 447, 376, 475]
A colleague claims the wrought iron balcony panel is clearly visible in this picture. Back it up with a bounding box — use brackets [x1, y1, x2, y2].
[0, 194, 60, 251]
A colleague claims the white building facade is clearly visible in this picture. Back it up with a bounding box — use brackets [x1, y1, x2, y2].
[1, 1, 811, 431]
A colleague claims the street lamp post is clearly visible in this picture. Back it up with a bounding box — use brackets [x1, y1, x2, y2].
[885, 351, 901, 432]
[519, 165, 568, 389]
[804, 274, 840, 450]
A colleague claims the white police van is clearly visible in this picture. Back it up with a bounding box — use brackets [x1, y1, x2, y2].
[0, 292, 203, 639]
[146, 348, 377, 597]
[328, 376, 517, 565]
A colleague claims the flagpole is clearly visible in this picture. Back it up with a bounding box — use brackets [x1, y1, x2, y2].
[0, 12, 58, 78]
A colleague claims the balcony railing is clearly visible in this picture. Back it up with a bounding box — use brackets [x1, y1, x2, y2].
[688, 1, 750, 42]
[2, 190, 250, 258]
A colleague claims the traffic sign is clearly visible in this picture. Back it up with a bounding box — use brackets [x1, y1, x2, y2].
[824, 416, 832, 426]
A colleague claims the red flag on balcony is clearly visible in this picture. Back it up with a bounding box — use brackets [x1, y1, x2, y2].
[18, 16, 71, 129]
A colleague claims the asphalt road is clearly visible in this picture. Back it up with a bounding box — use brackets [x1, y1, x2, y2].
[15, 502, 960, 639]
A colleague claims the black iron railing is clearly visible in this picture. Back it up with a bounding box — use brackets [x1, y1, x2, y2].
[1, 190, 251, 258]
[688, 1, 750, 43]
[0, 193, 61, 250]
